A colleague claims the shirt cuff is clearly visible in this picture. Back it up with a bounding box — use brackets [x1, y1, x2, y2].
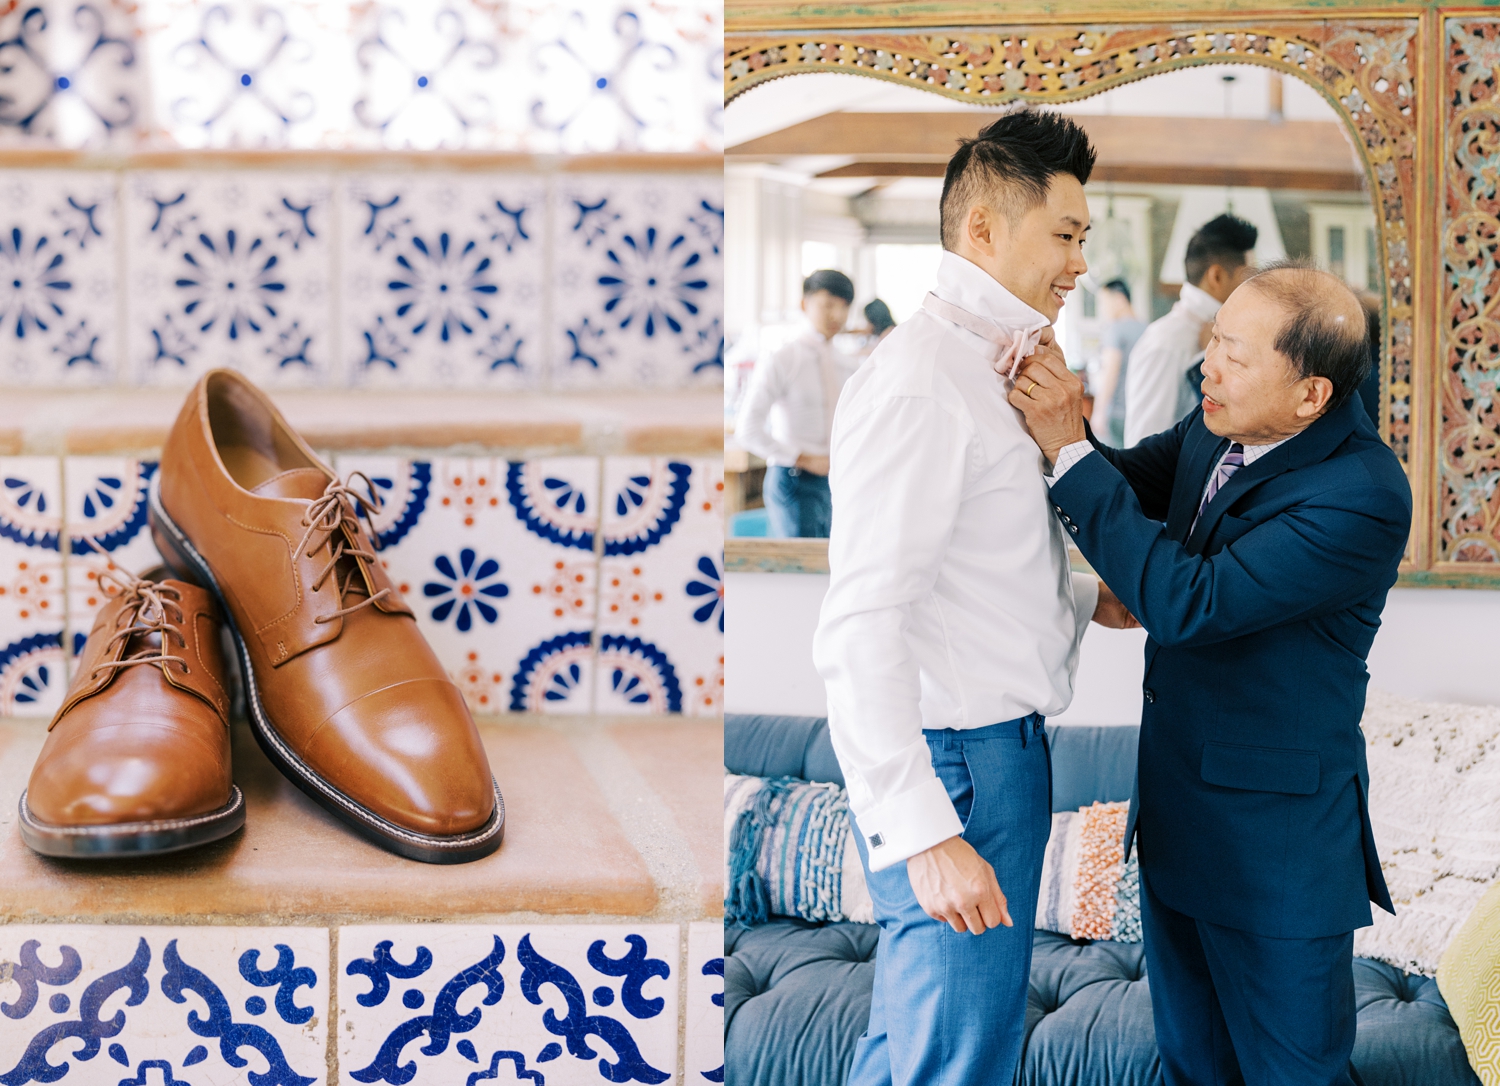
[852, 776, 964, 872]
[1046, 440, 1095, 484]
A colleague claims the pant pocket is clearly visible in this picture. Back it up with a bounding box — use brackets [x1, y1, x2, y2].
[928, 741, 975, 833]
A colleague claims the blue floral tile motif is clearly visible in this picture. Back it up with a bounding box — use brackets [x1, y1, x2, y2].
[424, 549, 509, 631]
[0, 3, 143, 146]
[125, 172, 333, 387]
[511, 631, 594, 713]
[596, 634, 681, 714]
[342, 176, 545, 388]
[602, 462, 690, 557]
[685, 923, 724, 1084]
[0, 631, 66, 717]
[0, 171, 117, 385]
[354, 462, 431, 549]
[337, 925, 679, 1086]
[506, 462, 595, 552]
[553, 176, 723, 388]
[0, 926, 327, 1085]
[684, 555, 723, 634]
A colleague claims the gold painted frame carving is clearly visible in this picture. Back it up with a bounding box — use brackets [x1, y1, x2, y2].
[723, 7, 1500, 588]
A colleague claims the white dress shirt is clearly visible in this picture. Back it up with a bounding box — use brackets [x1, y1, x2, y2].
[1123, 282, 1223, 447]
[813, 251, 1100, 872]
[735, 327, 857, 467]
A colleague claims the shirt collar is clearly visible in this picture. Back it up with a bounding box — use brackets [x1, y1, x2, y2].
[1240, 434, 1292, 464]
[933, 251, 1051, 336]
[1178, 281, 1223, 323]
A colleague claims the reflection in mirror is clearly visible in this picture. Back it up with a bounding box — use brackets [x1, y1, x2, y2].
[723, 62, 1382, 549]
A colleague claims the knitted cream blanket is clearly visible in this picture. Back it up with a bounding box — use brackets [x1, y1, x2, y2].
[1354, 689, 1500, 976]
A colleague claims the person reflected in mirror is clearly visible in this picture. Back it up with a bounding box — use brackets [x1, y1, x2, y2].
[735, 269, 858, 537]
[864, 298, 897, 343]
[1008, 260, 1410, 1086]
[1092, 277, 1147, 446]
[1124, 213, 1258, 447]
[814, 109, 1138, 1086]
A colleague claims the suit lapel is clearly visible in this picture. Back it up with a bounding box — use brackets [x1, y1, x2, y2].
[1169, 421, 1228, 544]
[1185, 397, 1365, 553]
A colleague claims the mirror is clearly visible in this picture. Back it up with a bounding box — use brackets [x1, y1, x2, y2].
[723, 62, 1383, 557]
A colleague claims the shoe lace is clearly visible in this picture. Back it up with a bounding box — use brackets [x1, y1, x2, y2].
[84, 540, 190, 680]
[292, 473, 391, 625]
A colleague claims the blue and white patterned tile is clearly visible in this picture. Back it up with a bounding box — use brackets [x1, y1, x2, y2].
[63, 457, 163, 664]
[337, 924, 679, 1086]
[0, 457, 66, 716]
[685, 922, 724, 1084]
[341, 175, 547, 389]
[335, 455, 599, 715]
[596, 457, 722, 716]
[0, 3, 146, 148]
[552, 175, 723, 390]
[124, 170, 334, 388]
[0, 925, 328, 1086]
[0, 170, 118, 386]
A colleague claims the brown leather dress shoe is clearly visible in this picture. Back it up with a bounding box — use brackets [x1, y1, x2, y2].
[150, 369, 503, 863]
[20, 564, 244, 857]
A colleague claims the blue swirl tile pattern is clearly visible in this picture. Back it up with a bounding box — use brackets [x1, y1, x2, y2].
[0, 928, 327, 1086]
[339, 925, 679, 1085]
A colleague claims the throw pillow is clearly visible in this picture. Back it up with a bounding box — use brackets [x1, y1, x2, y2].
[1036, 800, 1141, 943]
[1438, 878, 1500, 1086]
[1355, 689, 1500, 976]
[723, 774, 873, 926]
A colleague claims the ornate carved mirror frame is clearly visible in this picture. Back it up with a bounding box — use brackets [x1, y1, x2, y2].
[725, 2, 1500, 588]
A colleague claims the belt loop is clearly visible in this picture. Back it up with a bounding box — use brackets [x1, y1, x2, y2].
[1019, 718, 1029, 748]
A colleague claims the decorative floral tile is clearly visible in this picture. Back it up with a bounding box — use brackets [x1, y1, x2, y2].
[63, 457, 163, 662]
[551, 175, 723, 390]
[124, 170, 334, 388]
[334, 456, 599, 715]
[337, 924, 679, 1086]
[685, 922, 724, 1084]
[595, 458, 722, 716]
[0, 457, 66, 717]
[341, 175, 547, 389]
[0, 925, 328, 1086]
[0, 2, 146, 148]
[0, 170, 119, 386]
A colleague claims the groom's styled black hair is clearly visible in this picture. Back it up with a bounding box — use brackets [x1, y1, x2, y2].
[939, 109, 1096, 251]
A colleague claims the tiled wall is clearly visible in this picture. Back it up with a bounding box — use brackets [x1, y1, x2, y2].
[0, 1, 721, 153]
[0, 922, 726, 1085]
[0, 454, 724, 718]
[0, 168, 723, 390]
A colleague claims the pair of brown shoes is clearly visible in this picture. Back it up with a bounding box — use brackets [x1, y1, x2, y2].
[19, 370, 504, 864]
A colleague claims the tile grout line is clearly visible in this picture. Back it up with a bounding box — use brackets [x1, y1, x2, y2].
[326, 925, 340, 1085]
[329, 173, 343, 390]
[588, 453, 608, 716]
[114, 167, 127, 390]
[57, 455, 73, 686]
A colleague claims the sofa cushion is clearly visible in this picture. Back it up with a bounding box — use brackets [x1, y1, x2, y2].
[725, 921, 1479, 1086]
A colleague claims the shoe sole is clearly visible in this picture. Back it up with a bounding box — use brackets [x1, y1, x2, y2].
[19, 786, 245, 858]
[147, 475, 505, 865]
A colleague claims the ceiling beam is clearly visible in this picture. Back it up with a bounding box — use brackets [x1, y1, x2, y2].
[728, 113, 1364, 182]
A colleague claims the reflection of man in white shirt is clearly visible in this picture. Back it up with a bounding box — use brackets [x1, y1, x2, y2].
[813, 109, 1138, 1086]
[735, 269, 859, 537]
[1123, 214, 1258, 447]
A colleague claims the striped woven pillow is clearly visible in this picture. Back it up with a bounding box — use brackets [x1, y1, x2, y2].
[1036, 800, 1141, 943]
[723, 774, 874, 926]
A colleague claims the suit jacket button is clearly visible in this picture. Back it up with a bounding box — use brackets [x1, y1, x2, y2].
[1144, 689, 1156, 703]
[1070, 525, 1079, 534]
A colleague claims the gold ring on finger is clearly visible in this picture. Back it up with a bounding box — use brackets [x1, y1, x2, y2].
[1025, 380, 1038, 397]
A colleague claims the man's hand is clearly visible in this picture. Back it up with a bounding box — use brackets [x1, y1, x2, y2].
[1092, 577, 1141, 629]
[1007, 342, 1087, 464]
[907, 835, 1013, 934]
[795, 453, 830, 476]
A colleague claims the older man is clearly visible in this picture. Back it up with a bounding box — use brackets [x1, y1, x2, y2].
[1008, 262, 1410, 1086]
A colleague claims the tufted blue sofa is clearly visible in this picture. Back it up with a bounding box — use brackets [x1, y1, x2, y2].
[724, 714, 1480, 1086]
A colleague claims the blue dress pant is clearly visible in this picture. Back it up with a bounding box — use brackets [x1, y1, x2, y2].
[847, 715, 1051, 1086]
[1142, 872, 1362, 1086]
[764, 465, 831, 538]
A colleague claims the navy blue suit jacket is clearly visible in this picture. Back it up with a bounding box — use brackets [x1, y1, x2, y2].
[1049, 396, 1410, 939]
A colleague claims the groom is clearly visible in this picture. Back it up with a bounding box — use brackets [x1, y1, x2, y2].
[814, 110, 1136, 1085]
[1009, 262, 1409, 1085]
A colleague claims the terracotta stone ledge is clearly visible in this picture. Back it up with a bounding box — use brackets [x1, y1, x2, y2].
[0, 389, 723, 457]
[0, 716, 707, 923]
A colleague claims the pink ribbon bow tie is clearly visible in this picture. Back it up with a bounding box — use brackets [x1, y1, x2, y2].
[921, 292, 1046, 383]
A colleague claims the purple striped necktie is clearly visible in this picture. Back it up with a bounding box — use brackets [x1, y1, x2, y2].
[1192, 442, 1245, 534]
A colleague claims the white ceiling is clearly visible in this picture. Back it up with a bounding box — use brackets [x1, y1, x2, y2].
[727, 63, 1342, 147]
